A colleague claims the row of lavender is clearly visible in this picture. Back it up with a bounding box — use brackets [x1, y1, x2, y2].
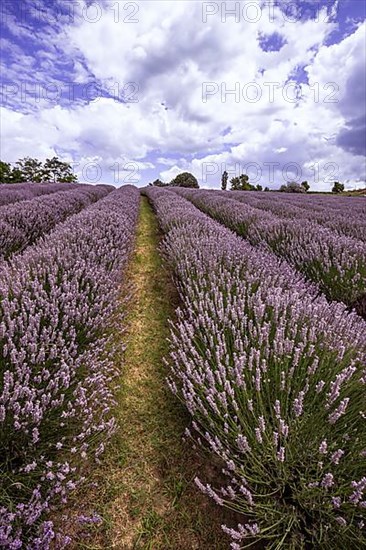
[223, 191, 366, 243]
[145, 187, 366, 549]
[272, 192, 366, 214]
[0, 183, 80, 207]
[0, 184, 114, 261]
[0, 186, 140, 548]
[172, 189, 366, 316]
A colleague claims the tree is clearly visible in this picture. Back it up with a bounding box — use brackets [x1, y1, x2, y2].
[15, 157, 44, 182]
[332, 181, 344, 194]
[280, 182, 306, 193]
[221, 170, 228, 191]
[42, 157, 77, 183]
[264, 186, 270, 192]
[256, 184, 263, 191]
[0, 161, 25, 184]
[230, 174, 255, 191]
[1, 157, 78, 184]
[301, 181, 310, 192]
[171, 172, 199, 188]
[0, 161, 13, 184]
[9, 167, 24, 183]
[230, 177, 240, 191]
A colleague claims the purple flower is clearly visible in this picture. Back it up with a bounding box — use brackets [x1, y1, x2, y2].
[0, 185, 139, 546]
[143, 186, 366, 548]
[321, 473, 335, 489]
[319, 440, 328, 454]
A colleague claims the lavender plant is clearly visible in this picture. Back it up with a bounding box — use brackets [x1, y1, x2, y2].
[0, 185, 113, 260]
[0, 186, 140, 548]
[173, 189, 366, 314]
[0, 182, 80, 207]
[145, 187, 366, 549]
[225, 191, 366, 244]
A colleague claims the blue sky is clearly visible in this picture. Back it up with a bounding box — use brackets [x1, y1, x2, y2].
[0, 0, 365, 189]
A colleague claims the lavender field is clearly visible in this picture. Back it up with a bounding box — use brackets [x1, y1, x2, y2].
[0, 184, 140, 547]
[145, 187, 366, 549]
[0, 183, 365, 549]
[1, 0, 366, 546]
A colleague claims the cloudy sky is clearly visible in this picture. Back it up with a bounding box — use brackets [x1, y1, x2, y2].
[0, 0, 365, 189]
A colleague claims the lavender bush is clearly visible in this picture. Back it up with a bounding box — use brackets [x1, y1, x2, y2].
[0, 185, 114, 260]
[173, 189, 366, 314]
[0, 186, 140, 548]
[0, 183, 80, 207]
[225, 191, 366, 244]
[145, 187, 366, 549]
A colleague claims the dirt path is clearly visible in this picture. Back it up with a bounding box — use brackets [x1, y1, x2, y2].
[66, 196, 228, 549]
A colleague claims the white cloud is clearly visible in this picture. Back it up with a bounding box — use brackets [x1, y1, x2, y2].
[0, 1, 364, 189]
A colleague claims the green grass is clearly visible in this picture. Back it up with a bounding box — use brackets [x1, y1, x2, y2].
[59, 196, 229, 549]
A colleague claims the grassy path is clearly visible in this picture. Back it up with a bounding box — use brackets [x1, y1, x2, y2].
[67, 197, 228, 549]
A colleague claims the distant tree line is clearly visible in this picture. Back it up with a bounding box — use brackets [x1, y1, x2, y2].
[0, 157, 78, 184]
[220, 171, 346, 194]
[150, 170, 347, 193]
[220, 171, 267, 191]
[331, 181, 344, 193]
[149, 172, 199, 188]
[279, 181, 310, 193]
[279, 180, 345, 193]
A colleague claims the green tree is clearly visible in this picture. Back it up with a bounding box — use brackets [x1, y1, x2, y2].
[1, 157, 77, 184]
[332, 181, 344, 193]
[221, 170, 228, 190]
[264, 186, 270, 192]
[301, 180, 310, 192]
[15, 157, 44, 182]
[280, 182, 306, 193]
[230, 176, 240, 191]
[9, 167, 24, 183]
[0, 161, 25, 184]
[0, 161, 13, 184]
[171, 172, 199, 188]
[230, 174, 255, 191]
[256, 184, 263, 191]
[42, 157, 77, 183]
